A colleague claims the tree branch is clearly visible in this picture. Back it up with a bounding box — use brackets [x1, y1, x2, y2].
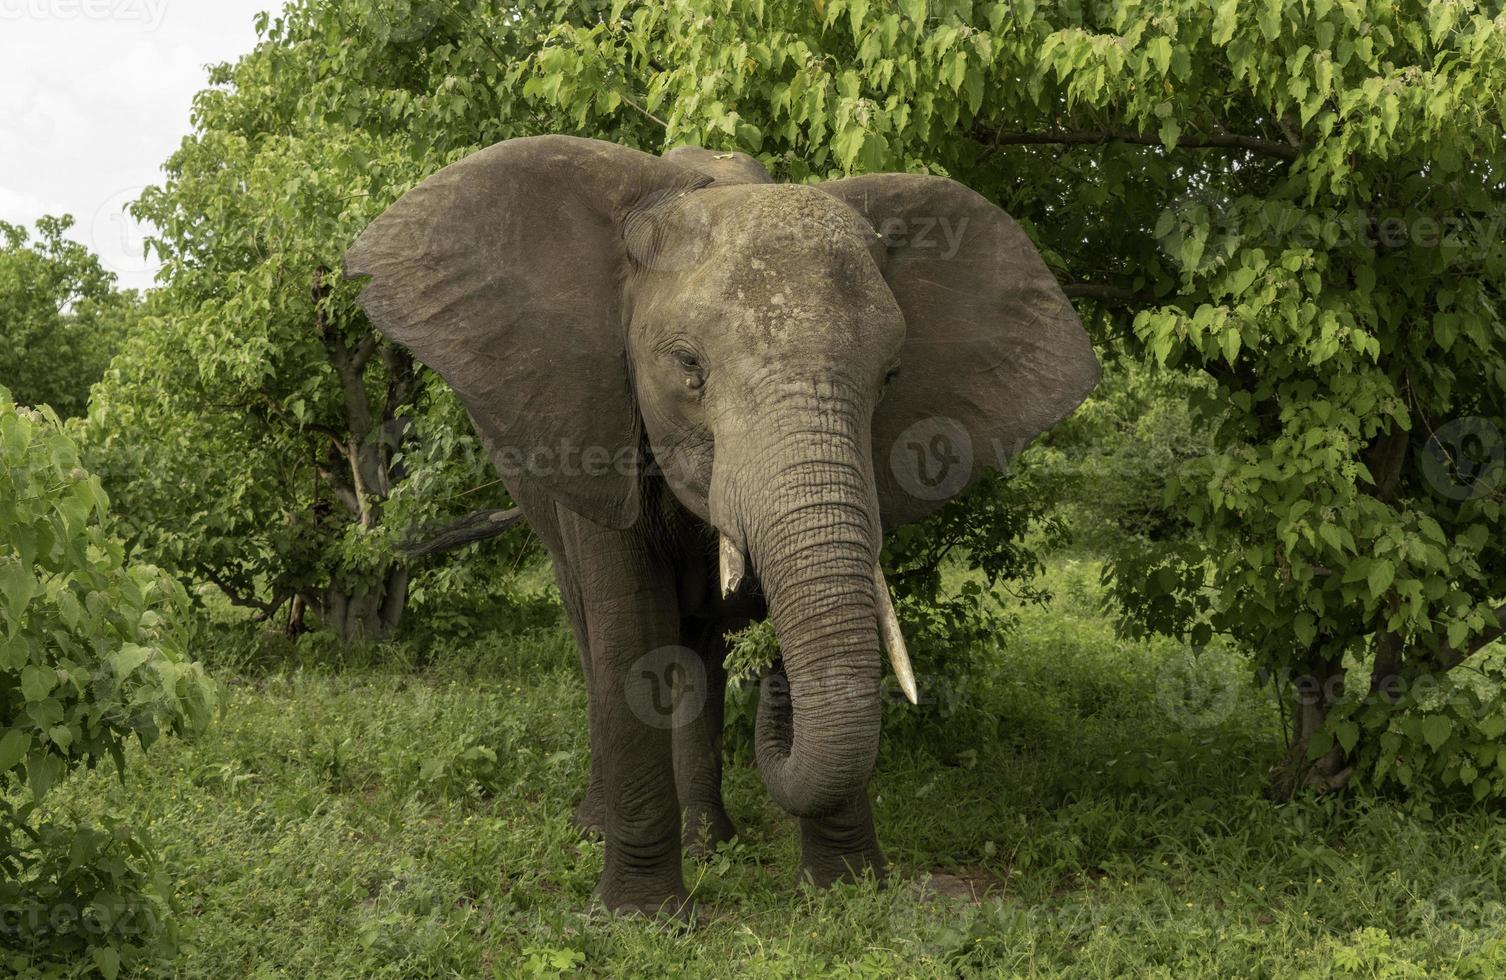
[618, 91, 667, 129]
[976, 127, 1301, 162]
[1062, 282, 1154, 304]
[196, 563, 273, 615]
[1438, 604, 1506, 670]
[250, 591, 294, 624]
[399, 508, 527, 559]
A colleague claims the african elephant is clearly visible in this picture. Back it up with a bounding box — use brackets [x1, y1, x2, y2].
[344, 135, 1099, 917]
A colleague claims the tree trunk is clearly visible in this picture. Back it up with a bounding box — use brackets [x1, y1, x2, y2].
[319, 566, 408, 643]
[1269, 649, 1352, 801]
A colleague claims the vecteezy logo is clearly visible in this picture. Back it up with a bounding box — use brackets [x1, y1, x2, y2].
[1419, 416, 1505, 502]
[890, 416, 972, 502]
[90, 187, 153, 276]
[624, 192, 713, 273]
[624, 646, 707, 730]
[1154, 648, 1241, 729]
[1429, 874, 1505, 931]
[362, 0, 440, 43]
[1154, 188, 1240, 273]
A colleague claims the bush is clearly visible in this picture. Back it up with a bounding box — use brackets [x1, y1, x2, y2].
[1, 389, 216, 973]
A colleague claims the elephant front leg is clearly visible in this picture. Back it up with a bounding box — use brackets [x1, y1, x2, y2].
[674, 617, 740, 857]
[573, 530, 688, 918]
[593, 639, 691, 917]
[556, 564, 607, 838]
[798, 791, 886, 888]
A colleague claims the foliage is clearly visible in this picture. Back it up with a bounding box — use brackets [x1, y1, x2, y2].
[528, 0, 1506, 796]
[1045, 354, 1213, 636]
[80, 1, 612, 640]
[29, 563, 1506, 977]
[0, 217, 135, 419]
[64, 0, 1506, 797]
[0, 389, 215, 972]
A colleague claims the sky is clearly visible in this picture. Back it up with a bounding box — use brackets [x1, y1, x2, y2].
[0, 0, 281, 292]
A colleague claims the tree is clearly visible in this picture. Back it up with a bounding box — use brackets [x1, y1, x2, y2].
[83, 0, 1057, 650]
[0, 216, 135, 419]
[83, 1, 607, 640]
[526, 0, 1506, 797]
[1, 388, 215, 971]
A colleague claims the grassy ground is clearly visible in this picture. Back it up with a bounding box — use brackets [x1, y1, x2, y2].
[39, 561, 1506, 977]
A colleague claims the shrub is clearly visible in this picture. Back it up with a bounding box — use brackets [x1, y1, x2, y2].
[1, 389, 215, 973]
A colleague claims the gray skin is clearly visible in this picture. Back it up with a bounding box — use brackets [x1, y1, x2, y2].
[344, 136, 1100, 917]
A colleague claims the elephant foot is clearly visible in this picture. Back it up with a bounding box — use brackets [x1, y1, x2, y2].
[682, 806, 736, 858]
[592, 880, 693, 925]
[799, 843, 887, 888]
[798, 792, 886, 888]
[573, 787, 606, 839]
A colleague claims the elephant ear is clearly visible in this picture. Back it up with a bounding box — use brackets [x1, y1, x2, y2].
[820, 174, 1101, 529]
[343, 136, 709, 529]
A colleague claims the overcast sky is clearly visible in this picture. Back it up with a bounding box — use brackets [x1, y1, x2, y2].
[1, 0, 281, 291]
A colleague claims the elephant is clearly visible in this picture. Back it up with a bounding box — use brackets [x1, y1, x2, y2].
[343, 135, 1100, 917]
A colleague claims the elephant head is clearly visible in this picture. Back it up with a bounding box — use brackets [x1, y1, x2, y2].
[344, 136, 1099, 818]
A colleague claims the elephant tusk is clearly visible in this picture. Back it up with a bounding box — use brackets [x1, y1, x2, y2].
[720, 534, 745, 599]
[873, 565, 918, 705]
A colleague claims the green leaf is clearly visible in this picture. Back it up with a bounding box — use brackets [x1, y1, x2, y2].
[1146, 37, 1172, 76]
[1212, 0, 1239, 45]
[0, 729, 31, 771]
[848, 0, 869, 35]
[1220, 328, 1241, 365]
[28, 751, 63, 801]
[21, 665, 55, 702]
[0, 559, 37, 635]
[1367, 560, 1394, 598]
[1335, 720, 1359, 753]
[1421, 715, 1453, 751]
[93, 946, 120, 980]
[112, 643, 154, 679]
[47, 725, 74, 751]
[1159, 117, 1181, 150]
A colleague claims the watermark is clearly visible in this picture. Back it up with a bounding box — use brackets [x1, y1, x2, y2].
[89, 187, 153, 276]
[1419, 416, 1505, 502]
[490, 441, 645, 481]
[625, 192, 715, 274]
[1155, 188, 1241, 273]
[1155, 648, 1242, 729]
[625, 646, 708, 730]
[1151, 652, 1506, 732]
[1428, 874, 1505, 932]
[889, 416, 973, 502]
[1157, 190, 1506, 271]
[0, 0, 167, 29]
[0, 900, 161, 938]
[626, 204, 973, 273]
[360, 0, 439, 43]
[631, 652, 970, 730]
[874, 216, 971, 259]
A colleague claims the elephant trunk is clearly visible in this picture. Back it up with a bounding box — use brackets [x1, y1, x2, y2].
[714, 381, 885, 819]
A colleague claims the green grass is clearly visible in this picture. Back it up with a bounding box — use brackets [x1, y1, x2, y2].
[38, 562, 1506, 977]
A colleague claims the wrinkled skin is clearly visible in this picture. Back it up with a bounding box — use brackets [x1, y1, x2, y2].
[345, 136, 1100, 918]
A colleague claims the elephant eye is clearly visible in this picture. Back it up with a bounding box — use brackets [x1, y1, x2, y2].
[883, 364, 901, 386]
[672, 349, 706, 390]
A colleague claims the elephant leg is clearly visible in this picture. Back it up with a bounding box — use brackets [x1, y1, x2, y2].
[674, 617, 739, 857]
[553, 555, 606, 837]
[798, 791, 886, 888]
[564, 516, 687, 918]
